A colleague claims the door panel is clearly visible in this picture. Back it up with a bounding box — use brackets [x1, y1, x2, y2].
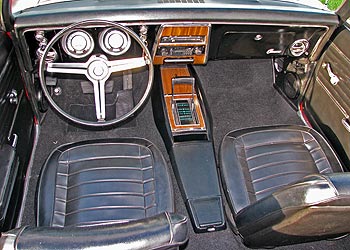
[305, 26, 350, 168]
[0, 30, 34, 230]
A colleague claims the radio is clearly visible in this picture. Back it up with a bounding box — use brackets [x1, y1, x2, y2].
[157, 46, 205, 57]
[160, 36, 205, 44]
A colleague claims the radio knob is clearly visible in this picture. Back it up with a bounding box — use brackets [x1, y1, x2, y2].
[194, 47, 203, 55]
[160, 47, 168, 56]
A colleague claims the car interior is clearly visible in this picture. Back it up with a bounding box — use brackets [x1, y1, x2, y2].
[1, 0, 350, 249]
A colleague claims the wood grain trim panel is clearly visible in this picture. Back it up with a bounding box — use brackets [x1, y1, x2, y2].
[161, 66, 206, 132]
[153, 24, 210, 65]
[161, 26, 209, 37]
[161, 66, 191, 94]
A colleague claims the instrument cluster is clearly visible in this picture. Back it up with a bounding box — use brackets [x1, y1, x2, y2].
[61, 28, 131, 58]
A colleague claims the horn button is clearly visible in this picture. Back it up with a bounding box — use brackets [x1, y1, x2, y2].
[87, 57, 110, 81]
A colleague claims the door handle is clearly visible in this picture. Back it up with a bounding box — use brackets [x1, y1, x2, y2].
[322, 62, 340, 86]
[8, 133, 18, 148]
[342, 118, 350, 133]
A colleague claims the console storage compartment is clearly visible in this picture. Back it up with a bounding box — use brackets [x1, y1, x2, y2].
[171, 141, 225, 232]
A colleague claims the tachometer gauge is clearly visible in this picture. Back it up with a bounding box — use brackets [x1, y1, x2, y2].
[61, 29, 94, 58]
[99, 28, 131, 56]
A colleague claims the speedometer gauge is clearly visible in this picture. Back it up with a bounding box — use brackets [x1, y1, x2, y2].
[99, 28, 131, 56]
[61, 29, 94, 58]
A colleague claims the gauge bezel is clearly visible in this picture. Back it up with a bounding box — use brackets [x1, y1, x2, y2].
[99, 28, 131, 56]
[61, 29, 94, 58]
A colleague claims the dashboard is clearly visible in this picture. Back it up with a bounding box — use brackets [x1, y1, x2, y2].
[20, 22, 334, 68]
[18, 22, 332, 77]
[4, 1, 340, 120]
[9, 1, 338, 68]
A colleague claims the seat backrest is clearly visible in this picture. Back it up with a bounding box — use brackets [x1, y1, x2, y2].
[235, 173, 350, 248]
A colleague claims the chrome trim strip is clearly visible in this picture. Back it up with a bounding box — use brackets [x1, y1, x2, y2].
[341, 118, 350, 133]
[164, 58, 194, 63]
[297, 110, 309, 127]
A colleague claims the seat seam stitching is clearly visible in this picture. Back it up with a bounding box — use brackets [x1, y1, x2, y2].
[241, 136, 257, 204]
[302, 131, 332, 174]
[139, 146, 146, 218]
[246, 149, 308, 161]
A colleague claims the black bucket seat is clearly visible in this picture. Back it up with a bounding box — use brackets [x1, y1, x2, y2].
[2, 138, 188, 250]
[220, 125, 350, 247]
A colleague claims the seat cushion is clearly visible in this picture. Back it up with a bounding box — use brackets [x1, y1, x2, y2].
[220, 125, 343, 215]
[37, 138, 174, 227]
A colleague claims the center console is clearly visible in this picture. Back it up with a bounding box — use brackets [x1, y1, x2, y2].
[161, 66, 206, 136]
[152, 24, 225, 233]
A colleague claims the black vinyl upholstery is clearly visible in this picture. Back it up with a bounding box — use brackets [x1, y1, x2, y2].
[10, 212, 188, 250]
[37, 138, 174, 227]
[220, 125, 350, 247]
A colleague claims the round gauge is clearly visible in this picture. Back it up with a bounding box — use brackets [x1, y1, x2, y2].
[61, 29, 94, 58]
[99, 28, 131, 56]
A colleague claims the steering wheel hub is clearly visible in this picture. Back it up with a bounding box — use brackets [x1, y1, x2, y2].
[87, 57, 110, 81]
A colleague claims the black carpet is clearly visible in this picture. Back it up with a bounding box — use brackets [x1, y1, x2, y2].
[194, 59, 303, 153]
[19, 59, 350, 250]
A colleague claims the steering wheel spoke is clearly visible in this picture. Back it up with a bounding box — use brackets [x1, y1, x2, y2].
[108, 57, 148, 73]
[46, 62, 88, 75]
[91, 79, 106, 121]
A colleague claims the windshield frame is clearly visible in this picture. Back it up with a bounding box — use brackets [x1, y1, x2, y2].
[10, 0, 329, 15]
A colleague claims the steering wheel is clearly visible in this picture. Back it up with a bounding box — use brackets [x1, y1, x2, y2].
[39, 20, 153, 127]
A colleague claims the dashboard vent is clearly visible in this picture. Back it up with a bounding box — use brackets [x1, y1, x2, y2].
[158, 0, 205, 3]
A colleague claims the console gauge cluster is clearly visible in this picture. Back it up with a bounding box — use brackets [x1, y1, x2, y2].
[61, 28, 131, 58]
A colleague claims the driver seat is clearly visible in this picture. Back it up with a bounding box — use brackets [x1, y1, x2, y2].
[33, 138, 187, 249]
